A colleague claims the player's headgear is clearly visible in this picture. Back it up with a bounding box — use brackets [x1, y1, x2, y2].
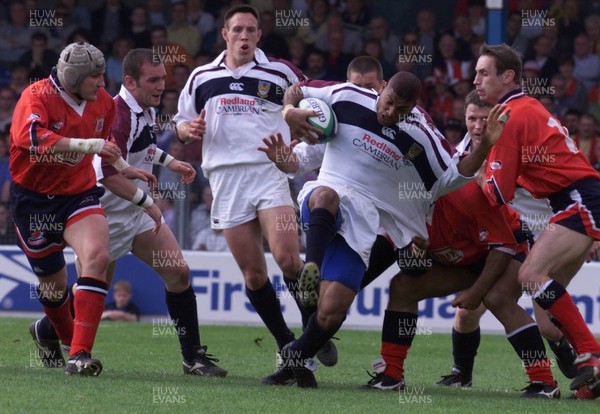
[57, 41, 105, 93]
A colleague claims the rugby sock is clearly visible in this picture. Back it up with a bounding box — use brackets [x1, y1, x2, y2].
[507, 323, 555, 385]
[246, 279, 295, 350]
[165, 285, 201, 362]
[359, 235, 397, 290]
[452, 327, 479, 378]
[287, 313, 338, 359]
[381, 310, 417, 380]
[70, 277, 108, 356]
[284, 276, 316, 329]
[305, 208, 337, 268]
[39, 287, 73, 345]
[535, 280, 600, 354]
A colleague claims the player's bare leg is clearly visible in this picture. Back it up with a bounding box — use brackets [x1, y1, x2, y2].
[132, 225, 227, 376]
[224, 219, 296, 350]
[518, 224, 600, 390]
[62, 213, 110, 376]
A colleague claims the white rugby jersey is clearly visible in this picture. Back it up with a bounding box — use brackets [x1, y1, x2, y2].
[94, 86, 157, 213]
[174, 48, 305, 174]
[300, 82, 472, 250]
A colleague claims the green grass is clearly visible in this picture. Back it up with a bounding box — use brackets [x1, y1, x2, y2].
[1, 317, 598, 414]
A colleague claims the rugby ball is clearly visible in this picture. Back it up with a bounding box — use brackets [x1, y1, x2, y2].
[298, 97, 338, 143]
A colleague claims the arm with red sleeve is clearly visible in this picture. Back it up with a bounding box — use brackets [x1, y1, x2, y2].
[482, 123, 521, 206]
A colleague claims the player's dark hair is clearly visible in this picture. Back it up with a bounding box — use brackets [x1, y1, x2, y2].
[123, 48, 162, 82]
[347, 56, 383, 81]
[387, 71, 420, 104]
[479, 43, 522, 84]
[464, 90, 492, 110]
[224, 5, 260, 29]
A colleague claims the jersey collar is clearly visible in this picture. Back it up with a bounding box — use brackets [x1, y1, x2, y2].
[118, 85, 155, 122]
[213, 47, 268, 69]
[498, 88, 525, 104]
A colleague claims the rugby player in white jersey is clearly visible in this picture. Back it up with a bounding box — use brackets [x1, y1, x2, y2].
[173, 5, 335, 382]
[29, 49, 227, 377]
[264, 71, 506, 387]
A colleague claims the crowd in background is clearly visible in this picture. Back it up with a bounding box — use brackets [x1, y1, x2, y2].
[0, 0, 600, 250]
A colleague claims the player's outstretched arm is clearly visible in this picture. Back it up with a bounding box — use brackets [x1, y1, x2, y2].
[456, 104, 509, 177]
[258, 132, 300, 173]
[451, 249, 512, 310]
[101, 173, 162, 235]
[153, 148, 196, 184]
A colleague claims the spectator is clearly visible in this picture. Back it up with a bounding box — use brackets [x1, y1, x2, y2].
[60, 0, 91, 32]
[0, 88, 16, 135]
[452, 79, 473, 100]
[105, 37, 134, 96]
[524, 35, 559, 81]
[573, 113, 600, 164]
[323, 29, 353, 81]
[369, 17, 401, 64]
[102, 281, 140, 322]
[7, 64, 29, 98]
[557, 0, 585, 52]
[0, 1, 32, 64]
[172, 64, 191, 94]
[584, 14, 600, 55]
[258, 11, 290, 59]
[188, 0, 216, 36]
[148, 0, 170, 27]
[288, 36, 307, 70]
[506, 10, 530, 57]
[150, 25, 194, 90]
[295, 0, 329, 47]
[559, 56, 588, 112]
[396, 31, 432, 83]
[316, 14, 363, 56]
[0, 202, 16, 245]
[304, 49, 328, 79]
[430, 34, 472, 87]
[443, 118, 465, 149]
[128, 5, 152, 48]
[91, 0, 132, 53]
[66, 28, 92, 45]
[48, 2, 82, 49]
[362, 38, 395, 79]
[467, 0, 486, 36]
[453, 14, 476, 61]
[550, 73, 580, 119]
[19, 32, 60, 80]
[168, 0, 202, 57]
[573, 33, 600, 90]
[563, 108, 582, 137]
[430, 82, 454, 126]
[342, 0, 370, 39]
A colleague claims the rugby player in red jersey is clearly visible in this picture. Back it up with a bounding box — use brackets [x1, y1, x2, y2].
[474, 43, 600, 395]
[11, 42, 153, 376]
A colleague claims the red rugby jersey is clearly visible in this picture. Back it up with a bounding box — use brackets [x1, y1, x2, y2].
[10, 73, 114, 195]
[428, 180, 522, 266]
[483, 90, 599, 206]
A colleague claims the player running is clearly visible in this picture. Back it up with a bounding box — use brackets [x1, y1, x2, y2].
[173, 5, 335, 382]
[12, 41, 153, 376]
[474, 43, 600, 395]
[30, 49, 227, 377]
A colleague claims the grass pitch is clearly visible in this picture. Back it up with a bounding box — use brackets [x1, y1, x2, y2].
[1, 317, 598, 414]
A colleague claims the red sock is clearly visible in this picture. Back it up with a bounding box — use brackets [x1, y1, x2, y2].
[525, 359, 555, 385]
[382, 342, 410, 380]
[548, 293, 600, 355]
[42, 300, 73, 346]
[70, 277, 107, 356]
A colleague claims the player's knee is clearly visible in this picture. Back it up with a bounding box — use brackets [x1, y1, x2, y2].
[482, 289, 505, 314]
[272, 251, 297, 275]
[455, 308, 482, 331]
[517, 262, 539, 288]
[243, 270, 268, 290]
[310, 187, 339, 212]
[83, 247, 109, 274]
[168, 262, 190, 287]
[389, 273, 418, 302]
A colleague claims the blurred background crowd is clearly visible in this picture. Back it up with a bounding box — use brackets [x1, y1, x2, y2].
[0, 0, 599, 250]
